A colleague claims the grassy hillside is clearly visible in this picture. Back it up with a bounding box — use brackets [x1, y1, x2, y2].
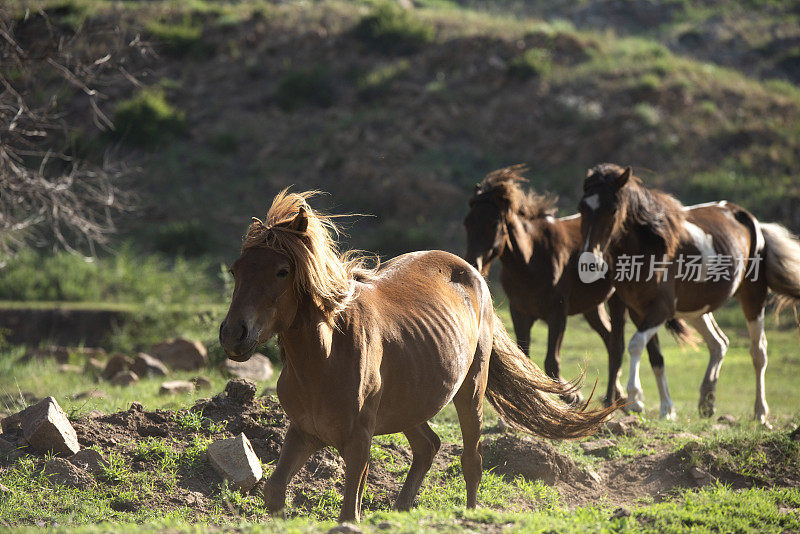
[5, 0, 800, 265]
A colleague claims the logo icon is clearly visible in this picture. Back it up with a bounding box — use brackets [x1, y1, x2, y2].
[578, 251, 608, 283]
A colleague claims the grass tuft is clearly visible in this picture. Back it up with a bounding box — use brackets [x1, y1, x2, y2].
[352, 1, 435, 55]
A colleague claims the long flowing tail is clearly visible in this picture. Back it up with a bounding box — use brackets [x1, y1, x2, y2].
[484, 314, 620, 439]
[761, 222, 800, 314]
[665, 318, 698, 346]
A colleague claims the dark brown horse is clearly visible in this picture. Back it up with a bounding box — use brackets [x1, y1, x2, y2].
[578, 164, 800, 425]
[463, 166, 666, 406]
[220, 189, 617, 522]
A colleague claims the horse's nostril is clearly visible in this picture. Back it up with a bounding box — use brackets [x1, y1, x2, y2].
[238, 322, 248, 343]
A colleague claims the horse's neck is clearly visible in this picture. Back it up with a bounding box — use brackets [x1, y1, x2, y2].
[279, 309, 334, 383]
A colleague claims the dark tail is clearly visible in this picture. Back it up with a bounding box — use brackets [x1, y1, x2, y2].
[665, 318, 698, 347]
[484, 314, 620, 440]
[761, 223, 800, 314]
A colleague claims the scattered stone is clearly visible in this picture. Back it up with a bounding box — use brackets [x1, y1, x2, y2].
[109, 370, 139, 386]
[149, 338, 207, 371]
[57, 364, 81, 373]
[674, 432, 701, 441]
[585, 467, 603, 483]
[84, 357, 105, 376]
[207, 433, 263, 492]
[224, 353, 274, 381]
[70, 390, 107, 401]
[15, 397, 79, 456]
[129, 401, 144, 412]
[102, 353, 133, 381]
[328, 523, 363, 534]
[224, 379, 257, 405]
[580, 439, 616, 458]
[185, 490, 206, 506]
[611, 506, 632, 519]
[131, 352, 168, 377]
[717, 414, 736, 425]
[44, 457, 95, 489]
[376, 522, 396, 531]
[159, 380, 195, 395]
[603, 420, 629, 436]
[618, 414, 641, 427]
[192, 376, 212, 390]
[69, 449, 109, 475]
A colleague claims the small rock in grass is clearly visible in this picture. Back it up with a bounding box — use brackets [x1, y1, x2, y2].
[376, 522, 396, 531]
[717, 414, 736, 425]
[16, 397, 79, 456]
[618, 414, 640, 427]
[580, 439, 616, 458]
[328, 523, 363, 534]
[109, 370, 139, 386]
[69, 449, 109, 475]
[585, 467, 602, 483]
[101, 353, 133, 380]
[224, 353, 274, 381]
[689, 465, 712, 481]
[192, 376, 212, 390]
[70, 390, 107, 401]
[149, 338, 207, 371]
[159, 380, 195, 395]
[603, 420, 629, 436]
[129, 401, 144, 412]
[207, 433, 262, 492]
[20, 346, 70, 364]
[131, 352, 169, 377]
[44, 458, 95, 489]
[611, 506, 631, 519]
[57, 364, 81, 373]
[224, 379, 257, 405]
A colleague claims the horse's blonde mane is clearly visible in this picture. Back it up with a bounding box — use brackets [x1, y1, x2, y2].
[242, 189, 377, 320]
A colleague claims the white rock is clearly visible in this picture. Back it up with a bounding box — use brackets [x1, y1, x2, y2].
[159, 380, 196, 395]
[149, 338, 207, 371]
[207, 433, 262, 492]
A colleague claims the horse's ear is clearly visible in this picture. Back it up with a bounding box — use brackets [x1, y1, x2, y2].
[585, 168, 593, 178]
[289, 206, 309, 233]
[616, 166, 632, 188]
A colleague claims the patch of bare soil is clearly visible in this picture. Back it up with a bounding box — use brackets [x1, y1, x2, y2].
[3, 381, 800, 520]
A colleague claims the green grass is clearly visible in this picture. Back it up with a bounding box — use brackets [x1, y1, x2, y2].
[352, 1, 436, 55]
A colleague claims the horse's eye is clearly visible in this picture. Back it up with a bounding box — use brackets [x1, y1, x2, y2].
[277, 268, 289, 278]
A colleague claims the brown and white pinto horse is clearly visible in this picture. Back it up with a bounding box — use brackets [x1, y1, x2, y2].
[463, 166, 666, 406]
[578, 164, 800, 424]
[220, 189, 617, 522]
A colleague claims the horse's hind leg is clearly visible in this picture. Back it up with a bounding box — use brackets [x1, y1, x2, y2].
[394, 423, 441, 511]
[687, 313, 729, 417]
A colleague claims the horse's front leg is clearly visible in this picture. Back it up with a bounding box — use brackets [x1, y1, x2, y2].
[262, 423, 323, 516]
[626, 313, 664, 414]
[338, 431, 372, 523]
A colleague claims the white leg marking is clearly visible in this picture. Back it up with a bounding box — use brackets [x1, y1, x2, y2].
[688, 313, 729, 417]
[626, 325, 660, 413]
[746, 312, 770, 426]
[653, 366, 676, 419]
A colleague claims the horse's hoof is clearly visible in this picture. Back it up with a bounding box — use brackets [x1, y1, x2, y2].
[628, 400, 645, 413]
[755, 415, 772, 430]
[698, 403, 715, 418]
[660, 407, 676, 420]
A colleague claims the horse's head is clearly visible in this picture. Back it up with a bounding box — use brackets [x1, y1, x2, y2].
[464, 186, 509, 277]
[220, 205, 308, 361]
[578, 164, 632, 254]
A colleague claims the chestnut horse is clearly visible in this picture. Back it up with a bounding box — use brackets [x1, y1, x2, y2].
[220, 190, 617, 522]
[578, 164, 800, 425]
[464, 166, 668, 406]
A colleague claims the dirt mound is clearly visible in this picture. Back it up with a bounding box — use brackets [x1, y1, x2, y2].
[483, 434, 593, 486]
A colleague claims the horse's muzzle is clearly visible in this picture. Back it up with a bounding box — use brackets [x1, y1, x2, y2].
[219, 318, 257, 362]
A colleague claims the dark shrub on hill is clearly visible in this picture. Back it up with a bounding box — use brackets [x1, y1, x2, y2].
[352, 2, 435, 55]
[112, 88, 186, 148]
[275, 66, 336, 110]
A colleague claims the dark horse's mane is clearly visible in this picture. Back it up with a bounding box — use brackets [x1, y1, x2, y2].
[586, 163, 685, 258]
[471, 165, 558, 220]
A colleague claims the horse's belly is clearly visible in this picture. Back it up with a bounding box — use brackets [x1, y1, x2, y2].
[373, 344, 475, 435]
